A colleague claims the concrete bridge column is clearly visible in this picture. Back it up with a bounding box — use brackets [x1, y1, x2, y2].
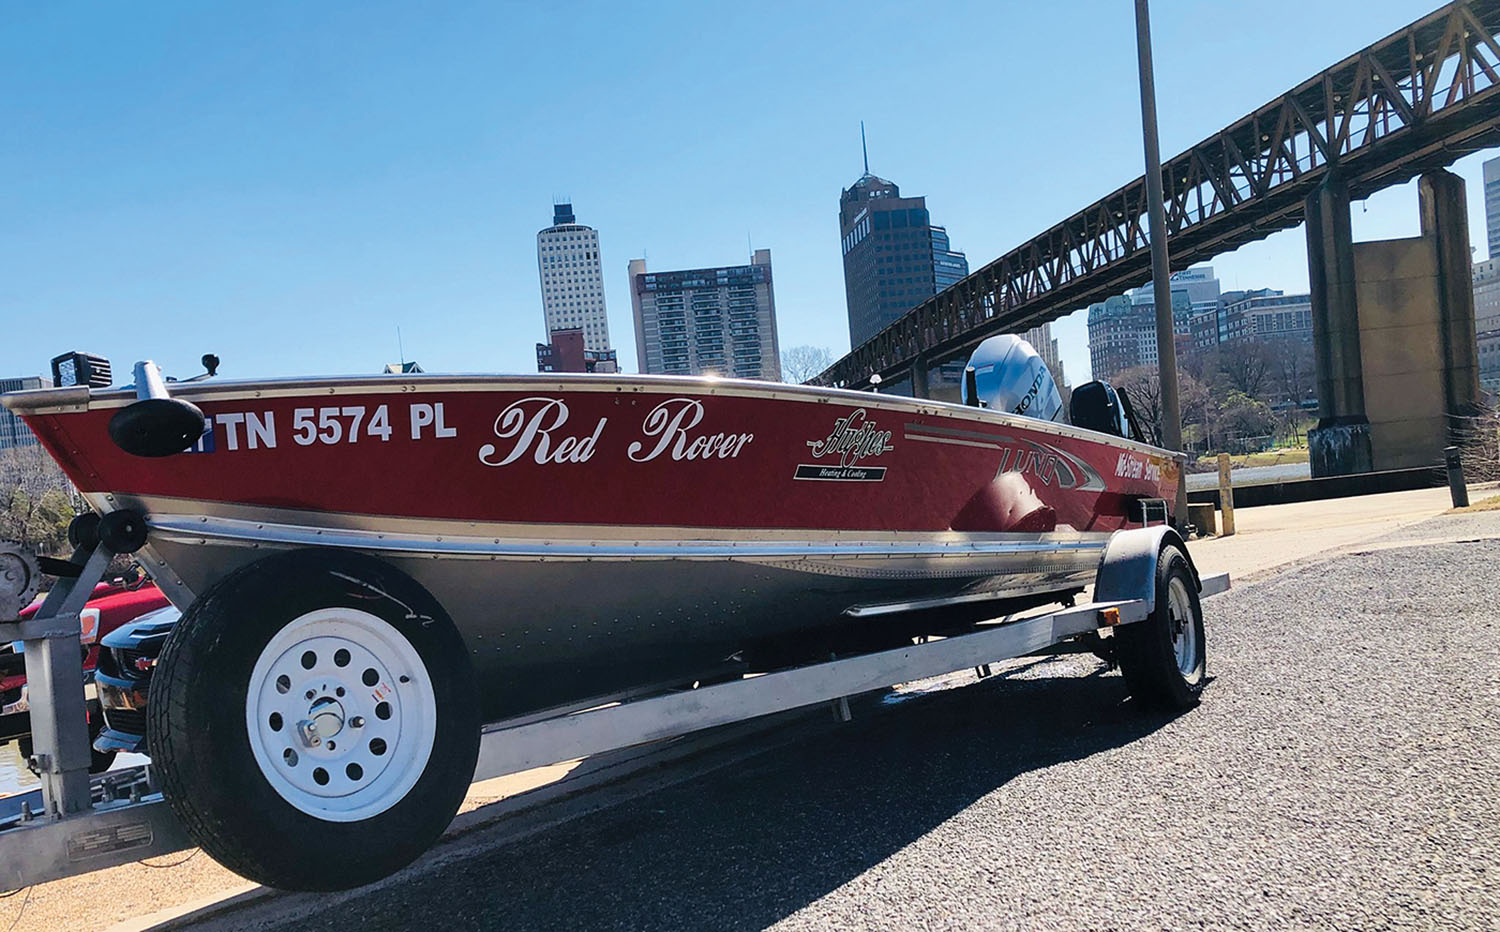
[1305, 172, 1373, 477]
[1418, 168, 1484, 427]
[910, 351, 930, 400]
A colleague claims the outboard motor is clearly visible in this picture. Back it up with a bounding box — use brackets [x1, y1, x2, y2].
[961, 335, 1063, 421]
[1070, 380, 1148, 443]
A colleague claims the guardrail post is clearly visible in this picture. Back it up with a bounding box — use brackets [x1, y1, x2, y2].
[1445, 445, 1469, 508]
[1217, 453, 1236, 536]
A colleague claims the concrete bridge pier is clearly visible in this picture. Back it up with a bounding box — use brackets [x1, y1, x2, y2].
[909, 351, 930, 400]
[1417, 168, 1484, 430]
[1306, 166, 1484, 478]
[1305, 172, 1373, 478]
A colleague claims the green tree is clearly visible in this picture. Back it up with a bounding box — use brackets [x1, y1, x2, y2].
[0, 446, 77, 554]
[1216, 391, 1277, 451]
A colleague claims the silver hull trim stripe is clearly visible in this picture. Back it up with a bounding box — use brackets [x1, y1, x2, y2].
[146, 513, 1111, 564]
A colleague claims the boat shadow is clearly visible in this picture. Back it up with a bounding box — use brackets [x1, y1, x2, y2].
[270, 662, 1186, 931]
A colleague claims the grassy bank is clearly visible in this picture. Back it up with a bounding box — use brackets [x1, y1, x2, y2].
[1189, 447, 1309, 472]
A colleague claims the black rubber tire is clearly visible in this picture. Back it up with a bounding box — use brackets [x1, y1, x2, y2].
[15, 719, 116, 773]
[147, 549, 479, 891]
[1115, 544, 1206, 712]
[90, 747, 117, 774]
[17, 736, 35, 776]
[87, 708, 117, 774]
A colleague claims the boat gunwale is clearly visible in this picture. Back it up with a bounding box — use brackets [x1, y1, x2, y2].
[2, 372, 1181, 460]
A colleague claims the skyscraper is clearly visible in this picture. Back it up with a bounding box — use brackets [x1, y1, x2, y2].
[1472, 258, 1500, 392]
[629, 249, 781, 380]
[0, 376, 49, 450]
[838, 141, 969, 347]
[1022, 324, 1066, 387]
[536, 202, 611, 354]
[1484, 156, 1500, 259]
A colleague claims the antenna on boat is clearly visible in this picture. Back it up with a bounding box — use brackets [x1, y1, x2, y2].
[397, 326, 406, 367]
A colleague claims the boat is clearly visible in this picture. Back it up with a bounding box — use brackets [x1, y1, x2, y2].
[6, 346, 1178, 712]
[1, 339, 1195, 890]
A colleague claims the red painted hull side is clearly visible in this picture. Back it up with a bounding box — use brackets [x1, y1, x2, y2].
[20, 381, 1178, 535]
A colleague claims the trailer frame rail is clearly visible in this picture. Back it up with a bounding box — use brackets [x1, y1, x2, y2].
[0, 532, 1228, 891]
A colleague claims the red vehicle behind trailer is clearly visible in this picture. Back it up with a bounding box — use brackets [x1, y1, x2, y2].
[0, 574, 170, 773]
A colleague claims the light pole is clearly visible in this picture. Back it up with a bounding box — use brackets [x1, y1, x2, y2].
[1134, 0, 1189, 528]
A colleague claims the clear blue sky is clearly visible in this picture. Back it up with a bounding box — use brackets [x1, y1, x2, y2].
[2, 0, 1491, 385]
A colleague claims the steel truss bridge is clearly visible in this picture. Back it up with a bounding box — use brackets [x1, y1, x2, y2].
[818, 0, 1500, 389]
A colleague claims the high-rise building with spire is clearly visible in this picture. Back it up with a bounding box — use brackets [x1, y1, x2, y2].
[838, 125, 969, 347]
[537, 202, 611, 356]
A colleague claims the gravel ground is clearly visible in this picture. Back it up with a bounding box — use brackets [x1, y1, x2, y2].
[191, 510, 1500, 932]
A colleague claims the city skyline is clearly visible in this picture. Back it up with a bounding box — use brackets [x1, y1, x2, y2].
[2, 1, 1493, 389]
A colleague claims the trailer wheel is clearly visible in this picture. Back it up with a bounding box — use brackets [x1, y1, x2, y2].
[148, 549, 479, 891]
[1115, 544, 1205, 711]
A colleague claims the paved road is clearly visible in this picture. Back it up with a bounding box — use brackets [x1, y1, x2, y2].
[206, 512, 1500, 931]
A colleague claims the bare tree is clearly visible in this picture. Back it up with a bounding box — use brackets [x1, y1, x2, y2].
[1217, 341, 1274, 401]
[1115, 365, 1211, 448]
[1114, 366, 1164, 445]
[779, 345, 835, 385]
[1266, 337, 1316, 406]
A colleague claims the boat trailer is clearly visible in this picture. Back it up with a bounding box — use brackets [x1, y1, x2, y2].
[0, 526, 1228, 891]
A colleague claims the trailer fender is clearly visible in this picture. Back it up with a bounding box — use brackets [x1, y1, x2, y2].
[1093, 525, 1199, 616]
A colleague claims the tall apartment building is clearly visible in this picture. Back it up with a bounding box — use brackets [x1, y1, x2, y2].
[536, 202, 611, 355]
[0, 376, 50, 449]
[839, 171, 968, 347]
[1218, 292, 1313, 346]
[629, 249, 781, 380]
[1087, 267, 1222, 380]
[1473, 258, 1500, 334]
[1484, 156, 1500, 260]
[1471, 257, 1500, 392]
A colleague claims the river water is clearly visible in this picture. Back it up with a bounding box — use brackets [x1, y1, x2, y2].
[1185, 462, 1311, 491]
[0, 742, 151, 798]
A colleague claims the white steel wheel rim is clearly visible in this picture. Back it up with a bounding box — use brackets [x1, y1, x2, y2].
[246, 608, 437, 822]
[1167, 576, 1198, 677]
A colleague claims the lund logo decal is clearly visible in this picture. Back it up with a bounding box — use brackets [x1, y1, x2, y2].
[902, 425, 1105, 492]
[993, 440, 1105, 492]
[796, 409, 893, 481]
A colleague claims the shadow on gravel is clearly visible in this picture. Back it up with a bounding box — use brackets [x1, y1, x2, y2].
[267, 665, 1181, 932]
